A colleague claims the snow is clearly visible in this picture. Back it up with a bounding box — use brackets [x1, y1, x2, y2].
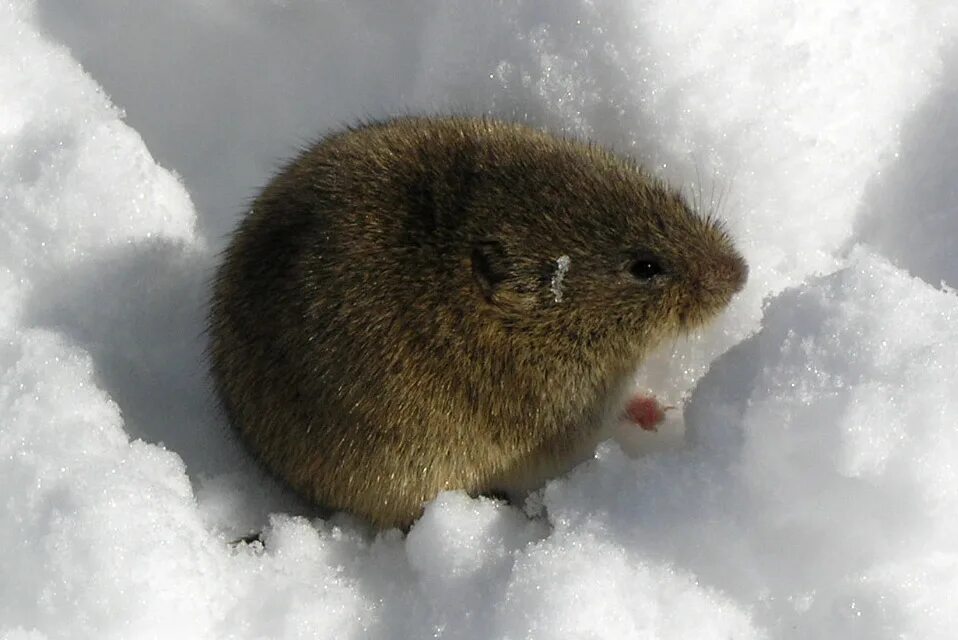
[2, 0, 957, 638]
[550, 255, 571, 303]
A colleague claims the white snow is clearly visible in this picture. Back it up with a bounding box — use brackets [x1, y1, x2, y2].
[550, 255, 571, 303]
[2, 0, 958, 638]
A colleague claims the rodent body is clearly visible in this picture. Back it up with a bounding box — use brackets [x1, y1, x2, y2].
[209, 116, 747, 529]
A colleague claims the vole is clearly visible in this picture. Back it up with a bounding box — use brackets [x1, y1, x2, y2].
[209, 116, 747, 529]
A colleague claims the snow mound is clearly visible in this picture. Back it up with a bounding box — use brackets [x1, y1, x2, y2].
[549, 250, 958, 637]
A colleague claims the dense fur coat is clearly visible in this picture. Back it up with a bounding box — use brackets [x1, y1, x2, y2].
[209, 116, 747, 529]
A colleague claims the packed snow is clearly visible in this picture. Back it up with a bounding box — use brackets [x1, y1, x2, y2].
[2, 0, 957, 638]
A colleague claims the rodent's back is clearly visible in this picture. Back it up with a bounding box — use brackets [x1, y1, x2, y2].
[209, 116, 747, 529]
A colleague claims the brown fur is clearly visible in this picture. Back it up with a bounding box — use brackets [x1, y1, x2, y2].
[208, 116, 747, 529]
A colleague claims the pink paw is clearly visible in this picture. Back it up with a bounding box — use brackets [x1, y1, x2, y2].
[624, 395, 672, 432]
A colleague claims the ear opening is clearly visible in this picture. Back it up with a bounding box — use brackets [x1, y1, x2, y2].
[471, 240, 510, 301]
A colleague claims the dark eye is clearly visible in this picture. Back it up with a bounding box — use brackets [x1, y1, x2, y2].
[629, 258, 664, 280]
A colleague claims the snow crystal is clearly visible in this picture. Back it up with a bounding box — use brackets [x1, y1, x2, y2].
[549, 254, 571, 303]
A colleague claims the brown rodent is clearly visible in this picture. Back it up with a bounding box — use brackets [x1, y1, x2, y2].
[209, 116, 747, 530]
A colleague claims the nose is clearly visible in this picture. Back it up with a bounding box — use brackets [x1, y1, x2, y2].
[724, 252, 748, 293]
[702, 250, 748, 297]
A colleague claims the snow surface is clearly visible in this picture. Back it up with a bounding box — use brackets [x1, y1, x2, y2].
[2, 0, 958, 638]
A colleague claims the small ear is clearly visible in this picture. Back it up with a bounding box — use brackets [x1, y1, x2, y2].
[471, 240, 537, 312]
[471, 240, 511, 301]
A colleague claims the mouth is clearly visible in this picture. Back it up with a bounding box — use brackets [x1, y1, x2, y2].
[677, 287, 739, 330]
[677, 307, 705, 332]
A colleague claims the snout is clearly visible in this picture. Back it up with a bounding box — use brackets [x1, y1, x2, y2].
[719, 251, 748, 294]
[694, 250, 748, 299]
[677, 249, 748, 329]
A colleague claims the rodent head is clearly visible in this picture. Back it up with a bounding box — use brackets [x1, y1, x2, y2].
[463, 133, 747, 360]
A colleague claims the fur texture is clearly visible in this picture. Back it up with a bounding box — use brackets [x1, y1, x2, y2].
[209, 116, 747, 529]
